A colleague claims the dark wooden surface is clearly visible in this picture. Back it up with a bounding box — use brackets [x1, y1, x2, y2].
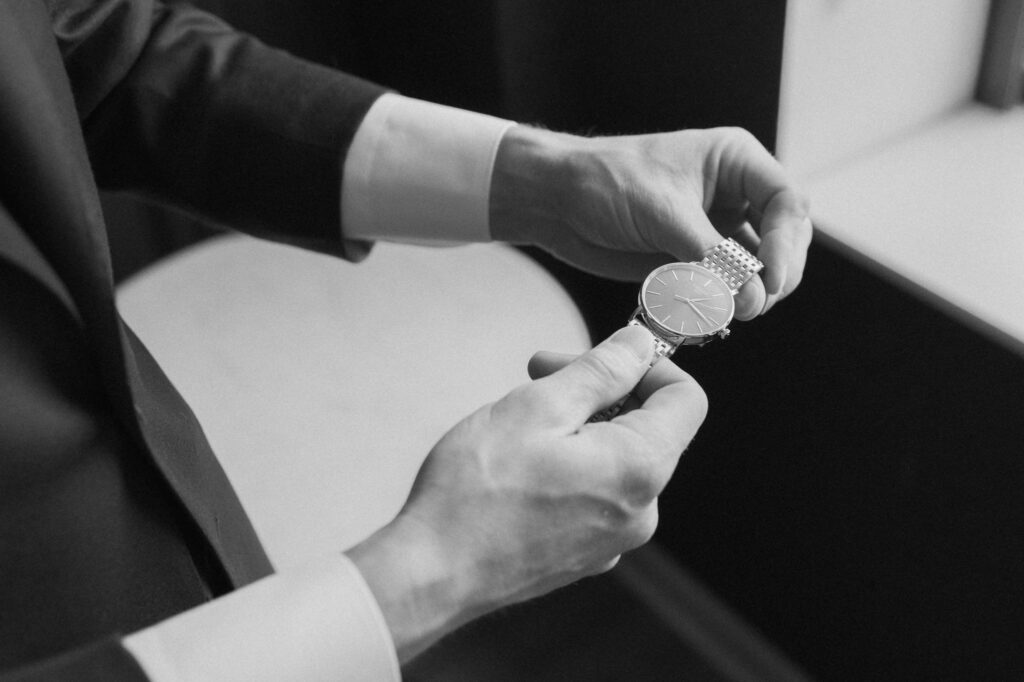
[405, 543, 812, 682]
[665, 241, 1024, 681]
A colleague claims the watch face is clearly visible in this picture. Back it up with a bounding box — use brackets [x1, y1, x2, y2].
[639, 262, 735, 339]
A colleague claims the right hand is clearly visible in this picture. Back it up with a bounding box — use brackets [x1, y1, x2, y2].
[347, 326, 708, 662]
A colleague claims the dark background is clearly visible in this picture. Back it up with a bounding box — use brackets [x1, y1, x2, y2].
[105, 2, 1024, 680]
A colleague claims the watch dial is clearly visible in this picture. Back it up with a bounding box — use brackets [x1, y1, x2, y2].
[639, 262, 735, 338]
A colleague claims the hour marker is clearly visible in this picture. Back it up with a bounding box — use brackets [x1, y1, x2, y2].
[646, 290, 662, 295]
[689, 271, 694, 281]
[679, 320, 686, 333]
[696, 319, 705, 333]
[672, 270, 679, 281]
[703, 279, 712, 287]
[648, 304, 664, 309]
[661, 315, 672, 325]
[655, 276, 667, 286]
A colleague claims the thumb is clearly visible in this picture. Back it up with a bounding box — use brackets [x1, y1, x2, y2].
[536, 325, 656, 423]
[665, 199, 767, 322]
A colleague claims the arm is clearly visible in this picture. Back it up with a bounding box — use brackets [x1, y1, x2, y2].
[341, 98, 811, 318]
[0, 556, 398, 681]
[58, 0, 386, 255]
[0, 640, 148, 681]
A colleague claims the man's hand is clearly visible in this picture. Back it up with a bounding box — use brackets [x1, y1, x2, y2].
[346, 326, 707, 662]
[489, 125, 812, 320]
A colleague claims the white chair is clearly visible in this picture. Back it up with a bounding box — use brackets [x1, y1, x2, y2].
[118, 235, 590, 569]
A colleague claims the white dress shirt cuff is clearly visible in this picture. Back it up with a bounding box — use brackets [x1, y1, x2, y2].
[342, 93, 516, 245]
[122, 555, 400, 682]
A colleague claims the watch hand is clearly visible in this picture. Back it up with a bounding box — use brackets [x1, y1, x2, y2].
[685, 300, 714, 326]
[692, 300, 728, 312]
[674, 295, 716, 304]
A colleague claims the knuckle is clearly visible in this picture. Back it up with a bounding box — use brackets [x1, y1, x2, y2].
[647, 368, 709, 439]
[633, 504, 660, 546]
[717, 126, 760, 149]
[607, 501, 659, 553]
[584, 555, 621, 578]
[619, 456, 663, 503]
[671, 369, 709, 422]
[794, 191, 812, 217]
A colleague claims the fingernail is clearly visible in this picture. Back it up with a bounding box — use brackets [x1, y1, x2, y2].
[611, 325, 655, 365]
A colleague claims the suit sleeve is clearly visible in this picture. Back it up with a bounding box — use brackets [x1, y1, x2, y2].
[53, 0, 388, 256]
[0, 556, 400, 682]
[1, 639, 148, 682]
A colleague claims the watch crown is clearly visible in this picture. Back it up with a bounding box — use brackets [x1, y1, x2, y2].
[718, 328, 731, 340]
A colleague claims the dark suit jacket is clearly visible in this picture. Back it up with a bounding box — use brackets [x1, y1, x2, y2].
[0, 0, 386, 677]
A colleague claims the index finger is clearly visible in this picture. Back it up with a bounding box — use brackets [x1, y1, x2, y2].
[733, 140, 812, 298]
[597, 357, 708, 457]
[572, 357, 707, 504]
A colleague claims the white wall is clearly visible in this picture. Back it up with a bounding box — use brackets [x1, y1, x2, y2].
[776, 0, 1024, 353]
[777, 0, 991, 180]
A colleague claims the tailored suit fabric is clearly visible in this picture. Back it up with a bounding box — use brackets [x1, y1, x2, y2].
[0, 0, 386, 677]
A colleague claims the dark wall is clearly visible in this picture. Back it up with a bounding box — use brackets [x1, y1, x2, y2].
[494, 1, 785, 137]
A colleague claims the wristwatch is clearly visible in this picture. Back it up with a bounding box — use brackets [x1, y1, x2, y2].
[588, 238, 762, 423]
[630, 237, 764, 361]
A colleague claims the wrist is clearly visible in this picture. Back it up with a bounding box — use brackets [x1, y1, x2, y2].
[489, 125, 580, 247]
[345, 514, 492, 663]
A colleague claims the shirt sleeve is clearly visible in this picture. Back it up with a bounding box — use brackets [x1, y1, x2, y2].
[341, 93, 516, 247]
[121, 555, 401, 682]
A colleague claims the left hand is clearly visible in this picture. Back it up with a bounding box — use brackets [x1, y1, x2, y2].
[489, 126, 812, 320]
[347, 326, 705, 662]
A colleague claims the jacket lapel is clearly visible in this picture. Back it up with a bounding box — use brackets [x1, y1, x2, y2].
[0, 202, 81, 325]
[0, 0, 119, 327]
[0, 0, 135, 409]
[0, 0, 273, 587]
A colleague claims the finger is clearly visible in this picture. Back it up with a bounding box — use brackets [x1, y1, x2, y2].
[757, 232, 806, 313]
[607, 358, 708, 464]
[732, 146, 811, 297]
[672, 212, 767, 321]
[663, 194, 725, 262]
[527, 351, 577, 380]
[531, 325, 656, 425]
[633, 358, 708, 434]
[580, 361, 707, 499]
[756, 201, 812, 296]
[758, 215, 813, 311]
[730, 222, 761, 254]
[733, 274, 766, 322]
